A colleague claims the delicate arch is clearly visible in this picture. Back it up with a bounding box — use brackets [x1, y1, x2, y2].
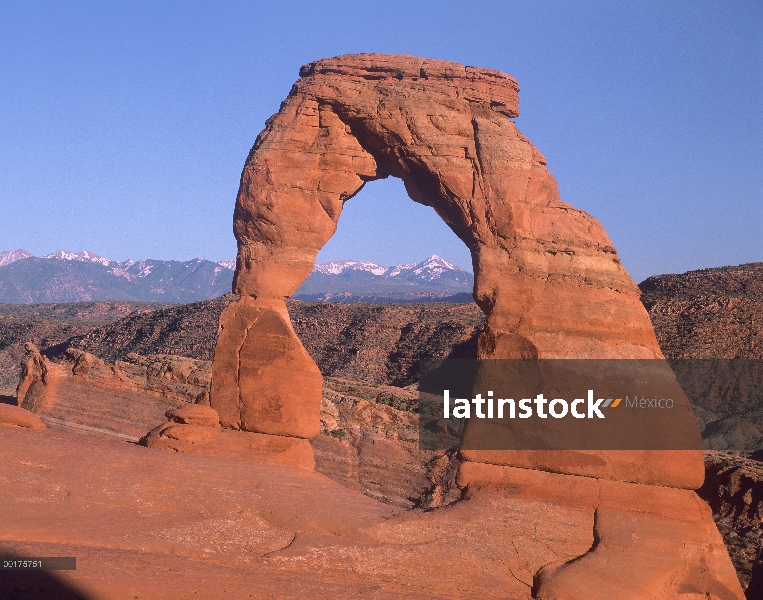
[210, 53, 690, 486]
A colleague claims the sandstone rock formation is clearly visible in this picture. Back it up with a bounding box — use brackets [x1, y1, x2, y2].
[210, 53, 742, 596]
[141, 404, 315, 470]
[315, 376, 462, 508]
[17, 346, 210, 439]
[15, 342, 48, 405]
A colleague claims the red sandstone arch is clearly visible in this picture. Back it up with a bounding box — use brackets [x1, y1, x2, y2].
[204, 54, 743, 598]
[210, 52, 693, 481]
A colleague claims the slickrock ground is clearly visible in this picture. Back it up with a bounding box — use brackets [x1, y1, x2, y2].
[6, 325, 450, 509]
[1, 260, 762, 593]
[2, 425, 605, 600]
[3, 331, 751, 597]
[0, 265, 763, 598]
[16, 345, 210, 440]
[10, 340, 457, 510]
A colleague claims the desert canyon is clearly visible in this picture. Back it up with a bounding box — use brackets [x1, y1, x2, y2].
[1, 54, 754, 599]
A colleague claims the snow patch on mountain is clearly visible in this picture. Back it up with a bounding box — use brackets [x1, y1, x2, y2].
[129, 260, 154, 278]
[43, 250, 112, 266]
[313, 260, 388, 276]
[218, 260, 236, 270]
[0, 249, 33, 267]
[311, 255, 470, 280]
[384, 263, 417, 277]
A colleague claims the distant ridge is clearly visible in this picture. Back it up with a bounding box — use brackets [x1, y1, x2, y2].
[311, 255, 469, 278]
[0, 248, 237, 271]
[0, 249, 473, 304]
[313, 260, 388, 276]
[0, 249, 235, 304]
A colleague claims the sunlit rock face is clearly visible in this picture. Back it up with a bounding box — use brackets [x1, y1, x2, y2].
[214, 52, 661, 434]
[209, 53, 742, 598]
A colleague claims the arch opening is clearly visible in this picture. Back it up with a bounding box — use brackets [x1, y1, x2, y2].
[311, 176, 473, 274]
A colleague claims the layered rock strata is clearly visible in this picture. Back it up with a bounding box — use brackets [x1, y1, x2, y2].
[16, 345, 210, 439]
[210, 53, 741, 596]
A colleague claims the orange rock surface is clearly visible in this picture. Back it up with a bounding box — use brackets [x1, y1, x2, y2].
[0, 402, 46, 429]
[17, 345, 209, 439]
[141, 404, 316, 470]
[1, 425, 744, 599]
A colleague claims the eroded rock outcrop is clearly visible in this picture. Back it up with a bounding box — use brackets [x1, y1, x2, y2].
[314, 376, 462, 508]
[209, 53, 741, 597]
[141, 404, 315, 470]
[700, 452, 763, 592]
[18, 347, 211, 439]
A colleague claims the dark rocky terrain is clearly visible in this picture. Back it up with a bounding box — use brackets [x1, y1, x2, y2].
[1, 296, 482, 390]
[640, 262, 763, 359]
[641, 263, 763, 593]
[58, 296, 232, 364]
[289, 301, 482, 386]
[699, 452, 763, 593]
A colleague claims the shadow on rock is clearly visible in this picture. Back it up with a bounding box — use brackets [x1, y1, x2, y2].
[746, 559, 763, 599]
[0, 557, 88, 600]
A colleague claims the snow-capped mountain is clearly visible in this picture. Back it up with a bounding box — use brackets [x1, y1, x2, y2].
[0, 248, 33, 267]
[0, 249, 474, 304]
[1, 248, 236, 272]
[384, 262, 417, 277]
[0, 250, 235, 303]
[312, 255, 469, 280]
[313, 260, 388, 276]
[386, 255, 471, 284]
[43, 250, 113, 266]
[296, 255, 474, 302]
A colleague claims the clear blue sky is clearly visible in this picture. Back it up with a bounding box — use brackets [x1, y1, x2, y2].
[1, 1, 760, 281]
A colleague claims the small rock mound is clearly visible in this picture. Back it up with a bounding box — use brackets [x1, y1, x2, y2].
[0, 403, 46, 430]
[165, 404, 220, 427]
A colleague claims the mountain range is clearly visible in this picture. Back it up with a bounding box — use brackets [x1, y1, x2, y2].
[0, 251, 233, 304]
[0, 250, 474, 304]
[295, 255, 474, 302]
